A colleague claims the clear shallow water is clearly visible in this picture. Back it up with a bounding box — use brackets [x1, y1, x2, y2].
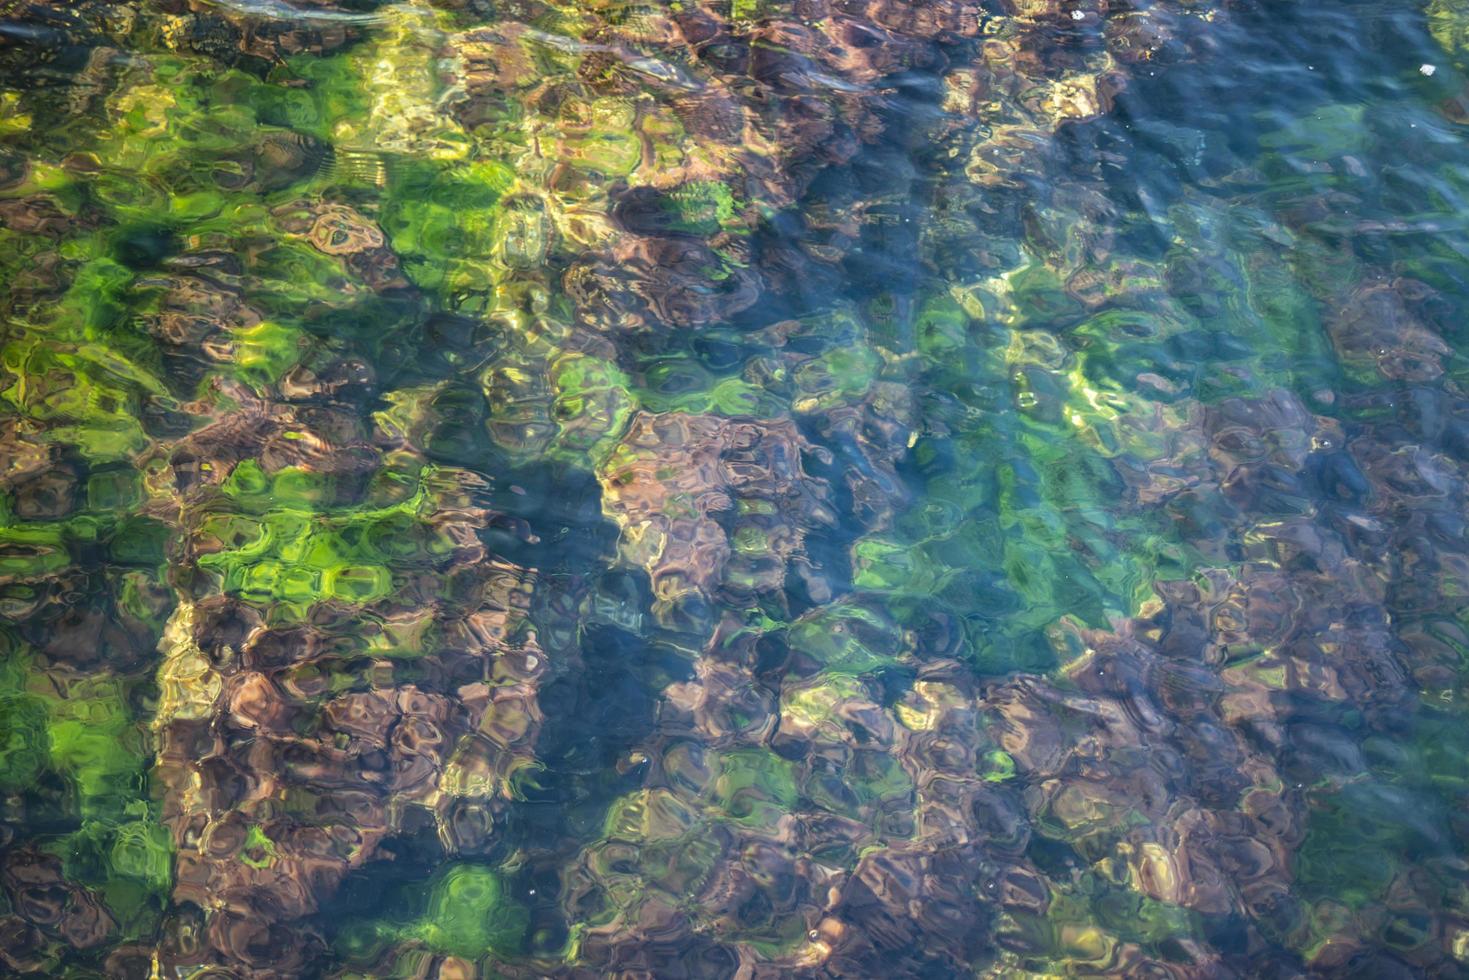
[1, 0, 1469, 975]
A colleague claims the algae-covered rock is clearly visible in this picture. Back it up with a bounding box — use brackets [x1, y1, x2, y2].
[480, 349, 635, 467]
[413, 863, 528, 957]
[380, 159, 515, 296]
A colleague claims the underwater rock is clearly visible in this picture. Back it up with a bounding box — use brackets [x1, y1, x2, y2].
[820, 844, 994, 974]
[597, 410, 834, 626]
[154, 0, 365, 65]
[154, 554, 547, 974]
[1329, 278, 1451, 383]
[567, 234, 762, 333]
[142, 272, 263, 347]
[0, 195, 86, 237]
[756, 311, 920, 531]
[138, 387, 550, 975]
[274, 200, 409, 292]
[0, 848, 116, 951]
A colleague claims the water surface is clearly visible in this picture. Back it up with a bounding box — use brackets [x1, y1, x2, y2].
[2, 0, 1469, 975]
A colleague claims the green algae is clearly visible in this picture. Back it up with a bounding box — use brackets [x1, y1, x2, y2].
[0, 641, 172, 941]
[548, 353, 636, 464]
[708, 748, 799, 828]
[787, 600, 911, 675]
[238, 824, 280, 870]
[661, 180, 740, 236]
[192, 460, 471, 613]
[337, 863, 528, 963]
[380, 159, 516, 296]
[0, 691, 49, 793]
[480, 351, 637, 467]
[416, 864, 528, 957]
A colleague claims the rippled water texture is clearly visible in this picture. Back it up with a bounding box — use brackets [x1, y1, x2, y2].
[3, 0, 1469, 975]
